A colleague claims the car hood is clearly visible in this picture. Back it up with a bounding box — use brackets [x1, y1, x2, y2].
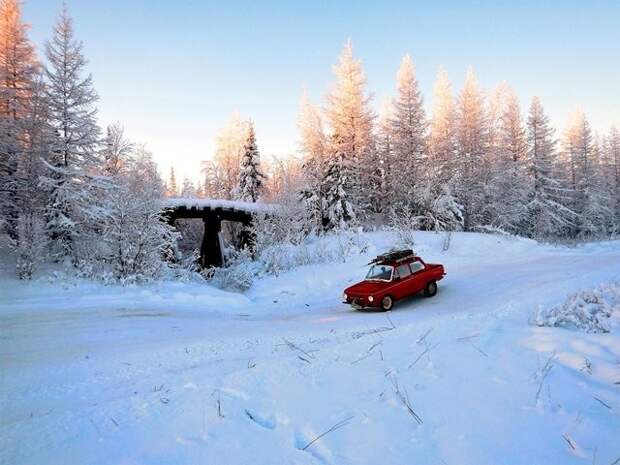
[345, 280, 390, 296]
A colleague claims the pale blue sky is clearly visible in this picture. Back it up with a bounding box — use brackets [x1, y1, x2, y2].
[24, 0, 620, 181]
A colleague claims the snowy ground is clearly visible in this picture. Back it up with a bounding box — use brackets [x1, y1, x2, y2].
[1, 231, 620, 465]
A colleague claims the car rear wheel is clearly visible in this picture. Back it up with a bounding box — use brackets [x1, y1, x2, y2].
[381, 295, 394, 311]
[424, 281, 437, 297]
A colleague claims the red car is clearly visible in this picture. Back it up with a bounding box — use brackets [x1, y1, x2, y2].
[343, 249, 446, 311]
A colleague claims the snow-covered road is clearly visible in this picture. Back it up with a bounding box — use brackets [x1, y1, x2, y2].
[2, 232, 620, 465]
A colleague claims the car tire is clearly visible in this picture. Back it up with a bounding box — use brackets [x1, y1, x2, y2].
[424, 281, 437, 297]
[381, 295, 394, 311]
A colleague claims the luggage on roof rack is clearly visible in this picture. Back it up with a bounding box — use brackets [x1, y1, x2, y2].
[369, 249, 415, 265]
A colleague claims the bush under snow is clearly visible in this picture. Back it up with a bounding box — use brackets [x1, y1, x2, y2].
[204, 249, 256, 292]
[534, 282, 620, 333]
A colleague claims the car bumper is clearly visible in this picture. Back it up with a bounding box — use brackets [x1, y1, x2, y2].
[345, 298, 379, 309]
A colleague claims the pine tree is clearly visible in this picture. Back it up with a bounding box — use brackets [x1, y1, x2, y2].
[167, 166, 177, 197]
[40, 5, 103, 259]
[389, 54, 427, 202]
[454, 67, 489, 231]
[525, 97, 574, 238]
[0, 0, 39, 238]
[236, 122, 265, 202]
[324, 39, 374, 220]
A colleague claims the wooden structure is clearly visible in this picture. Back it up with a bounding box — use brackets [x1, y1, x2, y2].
[162, 199, 277, 268]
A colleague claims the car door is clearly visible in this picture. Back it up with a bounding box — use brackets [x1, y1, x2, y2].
[393, 263, 413, 299]
[408, 259, 427, 294]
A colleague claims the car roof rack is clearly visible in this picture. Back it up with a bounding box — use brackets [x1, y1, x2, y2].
[369, 249, 415, 265]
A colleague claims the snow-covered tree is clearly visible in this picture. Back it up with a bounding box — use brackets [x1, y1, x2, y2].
[603, 126, 620, 232]
[524, 97, 574, 239]
[326, 40, 374, 162]
[0, 0, 39, 238]
[195, 180, 205, 198]
[484, 83, 529, 232]
[205, 114, 250, 199]
[322, 135, 355, 230]
[181, 176, 196, 198]
[99, 147, 177, 282]
[166, 166, 177, 197]
[263, 155, 303, 204]
[324, 39, 374, 221]
[14, 73, 53, 278]
[297, 90, 328, 230]
[41, 5, 103, 260]
[201, 160, 227, 199]
[428, 66, 456, 184]
[561, 110, 610, 237]
[236, 121, 265, 202]
[298, 89, 327, 165]
[103, 122, 134, 176]
[388, 54, 427, 201]
[374, 98, 394, 215]
[454, 67, 489, 231]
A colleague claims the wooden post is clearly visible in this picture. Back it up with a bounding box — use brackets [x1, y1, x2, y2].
[200, 214, 224, 268]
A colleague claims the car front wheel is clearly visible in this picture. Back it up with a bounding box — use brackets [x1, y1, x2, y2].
[381, 295, 394, 311]
[424, 281, 437, 297]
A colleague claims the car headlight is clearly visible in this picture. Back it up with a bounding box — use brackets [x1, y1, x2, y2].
[343, 293, 348, 301]
[368, 295, 374, 302]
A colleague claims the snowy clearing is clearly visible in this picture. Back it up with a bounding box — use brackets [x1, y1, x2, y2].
[2, 231, 620, 465]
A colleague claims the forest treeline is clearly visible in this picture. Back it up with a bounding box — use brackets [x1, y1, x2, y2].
[1, 1, 618, 282]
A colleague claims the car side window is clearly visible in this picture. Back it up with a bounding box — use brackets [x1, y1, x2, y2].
[396, 263, 411, 279]
[410, 260, 425, 274]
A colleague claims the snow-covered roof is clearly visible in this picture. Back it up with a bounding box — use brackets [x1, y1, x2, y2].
[162, 197, 280, 214]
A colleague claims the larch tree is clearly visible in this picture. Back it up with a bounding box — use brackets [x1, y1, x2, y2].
[375, 98, 394, 215]
[484, 83, 529, 232]
[297, 89, 328, 230]
[167, 166, 177, 197]
[206, 114, 250, 199]
[324, 39, 374, 224]
[604, 126, 620, 232]
[454, 67, 489, 231]
[429, 66, 457, 184]
[195, 180, 204, 198]
[181, 176, 196, 198]
[236, 121, 265, 202]
[14, 72, 54, 278]
[388, 53, 427, 202]
[561, 110, 609, 237]
[524, 97, 574, 238]
[0, 0, 39, 238]
[41, 4, 103, 260]
[103, 122, 134, 176]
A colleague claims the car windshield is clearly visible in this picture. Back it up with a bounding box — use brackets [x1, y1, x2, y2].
[366, 264, 394, 281]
